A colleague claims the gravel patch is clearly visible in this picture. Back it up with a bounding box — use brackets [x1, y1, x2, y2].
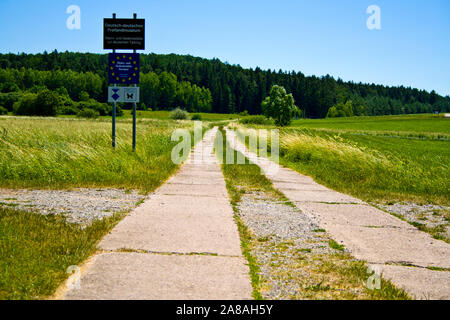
[0, 188, 145, 225]
[238, 192, 329, 251]
[377, 202, 450, 241]
[237, 192, 366, 300]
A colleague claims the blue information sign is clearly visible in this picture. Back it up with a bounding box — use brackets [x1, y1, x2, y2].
[108, 53, 140, 85]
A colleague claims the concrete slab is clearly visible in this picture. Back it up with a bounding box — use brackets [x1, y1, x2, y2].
[180, 164, 221, 172]
[128, 194, 234, 217]
[286, 190, 362, 203]
[272, 181, 329, 191]
[63, 252, 252, 300]
[99, 202, 242, 256]
[295, 202, 414, 229]
[369, 264, 450, 300]
[157, 183, 228, 197]
[167, 174, 224, 184]
[319, 224, 450, 268]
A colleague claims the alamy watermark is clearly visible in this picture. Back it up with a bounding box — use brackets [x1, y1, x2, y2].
[171, 122, 280, 176]
[66, 265, 82, 290]
[66, 5, 81, 30]
[367, 5, 381, 30]
[366, 265, 381, 290]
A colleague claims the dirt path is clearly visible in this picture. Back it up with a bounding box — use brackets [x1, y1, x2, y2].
[225, 128, 450, 300]
[62, 127, 252, 300]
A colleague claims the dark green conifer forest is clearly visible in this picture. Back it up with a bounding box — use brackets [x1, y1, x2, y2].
[0, 50, 448, 117]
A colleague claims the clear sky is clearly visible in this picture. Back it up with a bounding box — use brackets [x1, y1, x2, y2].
[0, 0, 449, 96]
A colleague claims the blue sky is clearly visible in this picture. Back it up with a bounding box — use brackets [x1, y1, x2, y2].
[0, 0, 449, 96]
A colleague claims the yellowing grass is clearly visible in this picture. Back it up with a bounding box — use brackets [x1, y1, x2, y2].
[0, 117, 193, 193]
[233, 124, 449, 205]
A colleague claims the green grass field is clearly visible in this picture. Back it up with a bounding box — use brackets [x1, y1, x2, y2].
[291, 114, 449, 136]
[57, 110, 241, 122]
[235, 114, 450, 205]
[0, 117, 196, 193]
[129, 110, 241, 121]
[0, 207, 125, 300]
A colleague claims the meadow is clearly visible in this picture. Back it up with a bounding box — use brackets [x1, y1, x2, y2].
[0, 117, 195, 193]
[234, 114, 450, 205]
[57, 110, 242, 122]
[0, 115, 200, 299]
[291, 114, 449, 137]
[0, 207, 125, 299]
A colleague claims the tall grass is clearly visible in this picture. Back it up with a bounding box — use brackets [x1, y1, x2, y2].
[0, 117, 194, 193]
[61, 110, 241, 122]
[0, 207, 125, 299]
[234, 124, 449, 205]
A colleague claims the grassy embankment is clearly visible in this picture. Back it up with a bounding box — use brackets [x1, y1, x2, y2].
[57, 110, 242, 122]
[215, 127, 409, 300]
[0, 116, 197, 299]
[233, 114, 449, 206]
[0, 117, 195, 192]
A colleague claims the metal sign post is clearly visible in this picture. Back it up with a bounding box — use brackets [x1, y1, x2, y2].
[132, 13, 137, 152]
[112, 13, 117, 150]
[104, 13, 144, 151]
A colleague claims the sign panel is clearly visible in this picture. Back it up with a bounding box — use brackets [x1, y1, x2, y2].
[104, 18, 145, 50]
[108, 87, 140, 103]
[123, 87, 139, 103]
[108, 53, 140, 84]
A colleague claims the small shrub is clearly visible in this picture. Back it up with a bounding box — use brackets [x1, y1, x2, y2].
[35, 90, 59, 116]
[170, 108, 189, 120]
[0, 106, 8, 115]
[238, 110, 249, 117]
[327, 101, 354, 118]
[13, 90, 59, 116]
[110, 105, 124, 117]
[76, 108, 99, 119]
[239, 115, 272, 125]
[13, 93, 38, 115]
[191, 114, 202, 121]
[78, 91, 90, 102]
[0, 92, 21, 112]
[77, 100, 108, 116]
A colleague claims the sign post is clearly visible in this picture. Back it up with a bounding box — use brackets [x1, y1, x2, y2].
[111, 13, 117, 150]
[132, 13, 138, 152]
[104, 13, 144, 151]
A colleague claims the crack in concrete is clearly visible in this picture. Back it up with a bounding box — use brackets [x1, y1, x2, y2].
[98, 248, 242, 258]
[379, 261, 450, 271]
[159, 193, 226, 198]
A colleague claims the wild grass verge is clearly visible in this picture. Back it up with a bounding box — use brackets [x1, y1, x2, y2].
[232, 124, 449, 205]
[0, 117, 195, 193]
[214, 126, 283, 299]
[0, 207, 125, 300]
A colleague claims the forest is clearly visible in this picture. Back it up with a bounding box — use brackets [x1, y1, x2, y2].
[0, 50, 449, 118]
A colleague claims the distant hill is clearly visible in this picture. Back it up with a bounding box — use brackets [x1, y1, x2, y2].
[0, 51, 449, 117]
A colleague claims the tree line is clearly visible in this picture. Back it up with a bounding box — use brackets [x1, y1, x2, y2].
[0, 67, 212, 116]
[0, 50, 449, 117]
